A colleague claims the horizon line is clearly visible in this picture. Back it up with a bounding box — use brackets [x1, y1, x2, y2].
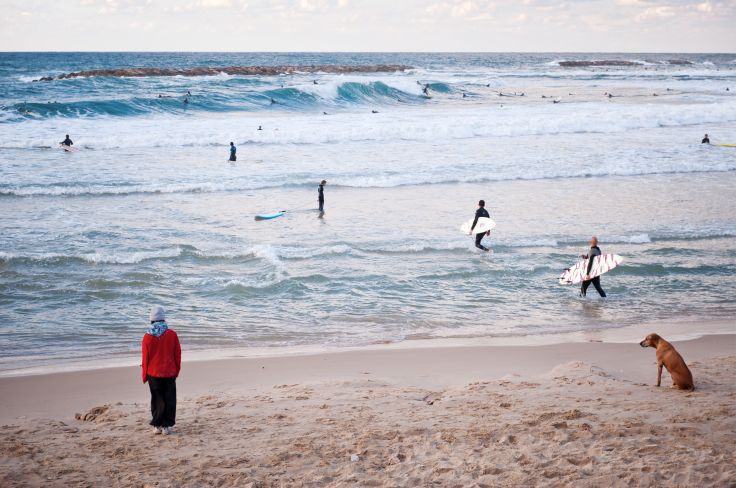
[1, 50, 735, 55]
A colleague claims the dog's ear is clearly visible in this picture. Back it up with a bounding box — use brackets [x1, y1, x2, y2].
[650, 333, 661, 342]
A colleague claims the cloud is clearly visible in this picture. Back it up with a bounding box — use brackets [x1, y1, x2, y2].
[197, 0, 233, 7]
[298, 0, 328, 11]
[425, 0, 495, 18]
[634, 4, 675, 21]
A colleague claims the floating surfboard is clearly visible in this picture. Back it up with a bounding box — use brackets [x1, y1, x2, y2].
[559, 254, 623, 285]
[60, 145, 76, 152]
[717, 144, 736, 147]
[460, 217, 496, 235]
[255, 212, 284, 221]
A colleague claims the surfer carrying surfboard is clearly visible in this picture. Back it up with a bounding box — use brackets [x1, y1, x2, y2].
[470, 200, 491, 251]
[580, 236, 607, 297]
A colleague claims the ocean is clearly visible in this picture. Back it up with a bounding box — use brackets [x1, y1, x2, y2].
[1, 52, 735, 375]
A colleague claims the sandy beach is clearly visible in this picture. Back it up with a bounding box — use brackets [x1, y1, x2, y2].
[1, 332, 734, 487]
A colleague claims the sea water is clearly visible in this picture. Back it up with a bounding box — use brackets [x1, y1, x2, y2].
[1, 52, 735, 375]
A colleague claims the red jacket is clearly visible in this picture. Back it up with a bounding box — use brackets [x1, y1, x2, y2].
[141, 329, 181, 383]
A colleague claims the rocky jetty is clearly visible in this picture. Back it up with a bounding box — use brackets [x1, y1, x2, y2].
[34, 64, 412, 81]
[559, 60, 642, 67]
[559, 59, 693, 68]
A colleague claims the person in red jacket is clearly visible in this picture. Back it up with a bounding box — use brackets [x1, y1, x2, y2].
[141, 305, 181, 435]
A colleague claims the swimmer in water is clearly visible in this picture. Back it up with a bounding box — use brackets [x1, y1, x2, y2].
[60, 134, 73, 147]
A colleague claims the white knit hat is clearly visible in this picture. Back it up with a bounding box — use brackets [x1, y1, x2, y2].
[149, 305, 166, 322]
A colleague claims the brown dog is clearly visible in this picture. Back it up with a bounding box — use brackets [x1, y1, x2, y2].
[639, 333, 694, 390]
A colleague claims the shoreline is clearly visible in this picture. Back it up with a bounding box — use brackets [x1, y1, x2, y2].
[1, 318, 732, 379]
[1, 331, 733, 424]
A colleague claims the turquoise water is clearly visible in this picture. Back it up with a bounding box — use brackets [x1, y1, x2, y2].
[1, 53, 735, 374]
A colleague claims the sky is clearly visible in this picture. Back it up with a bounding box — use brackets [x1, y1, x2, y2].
[1, 0, 734, 52]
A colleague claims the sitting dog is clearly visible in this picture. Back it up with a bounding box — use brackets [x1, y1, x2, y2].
[639, 333, 694, 390]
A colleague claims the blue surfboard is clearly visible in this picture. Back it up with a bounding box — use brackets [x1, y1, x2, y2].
[255, 212, 284, 221]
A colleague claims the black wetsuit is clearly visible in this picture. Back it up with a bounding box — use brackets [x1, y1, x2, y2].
[702, 136, 710, 144]
[471, 207, 490, 250]
[581, 245, 606, 297]
[229, 145, 236, 161]
[318, 184, 325, 211]
[60, 137, 73, 147]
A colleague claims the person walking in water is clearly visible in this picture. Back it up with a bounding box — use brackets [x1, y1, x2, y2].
[318, 180, 326, 212]
[470, 199, 491, 251]
[141, 305, 181, 435]
[580, 236, 607, 297]
[229, 142, 237, 161]
[60, 134, 73, 147]
[701, 133, 710, 144]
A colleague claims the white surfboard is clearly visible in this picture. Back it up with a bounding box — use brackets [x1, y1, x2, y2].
[559, 254, 623, 285]
[460, 217, 496, 235]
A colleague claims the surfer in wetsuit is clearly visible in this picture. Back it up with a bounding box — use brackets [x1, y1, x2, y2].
[580, 236, 606, 297]
[60, 134, 73, 147]
[470, 200, 491, 251]
[318, 180, 326, 212]
[702, 134, 710, 144]
[229, 142, 236, 162]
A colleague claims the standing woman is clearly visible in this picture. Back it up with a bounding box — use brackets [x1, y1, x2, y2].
[141, 305, 181, 435]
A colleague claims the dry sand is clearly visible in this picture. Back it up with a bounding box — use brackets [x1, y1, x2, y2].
[1, 334, 735, 487]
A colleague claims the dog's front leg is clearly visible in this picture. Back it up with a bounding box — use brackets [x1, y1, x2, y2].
[656, 362, 663, 387]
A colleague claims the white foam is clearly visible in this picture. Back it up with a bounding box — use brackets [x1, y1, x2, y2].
[3, 97, 736, 151]
[0, 247, 184, 264]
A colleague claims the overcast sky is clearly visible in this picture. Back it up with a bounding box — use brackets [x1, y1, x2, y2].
[1, 0, 734, 52]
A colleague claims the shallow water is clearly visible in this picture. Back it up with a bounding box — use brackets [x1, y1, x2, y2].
[1, 52, 735, 374]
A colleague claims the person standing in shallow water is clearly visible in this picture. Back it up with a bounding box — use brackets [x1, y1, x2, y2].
[229, 141, 236, 161]
[318, 180, 326, 212]
[580, 236, 607, 298]
[470, 199, 491, 251]
[141, 305, 181, 435]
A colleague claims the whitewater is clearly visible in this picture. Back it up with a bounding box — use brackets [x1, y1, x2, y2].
[1, 52, 735, 375]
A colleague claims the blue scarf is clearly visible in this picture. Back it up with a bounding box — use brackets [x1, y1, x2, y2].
[147, 321, 168, 337]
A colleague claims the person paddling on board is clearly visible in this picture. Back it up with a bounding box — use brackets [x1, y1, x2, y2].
[318, 180, 326, 212]
[580, 236, 606, 297]
[469, 199, 491, 251]
[701, 133, 710, 144]
[229, 142, 237, 161]
[60, 134, 73, 147]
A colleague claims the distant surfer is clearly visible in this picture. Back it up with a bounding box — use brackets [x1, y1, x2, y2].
[229, 142, 237, 161]
[580, 236, 606, 297]
[318, 180, 326, 212]
[701, 134, 710, 144]
[60, 134, 73, 147]
[470, 200, 491, 251]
